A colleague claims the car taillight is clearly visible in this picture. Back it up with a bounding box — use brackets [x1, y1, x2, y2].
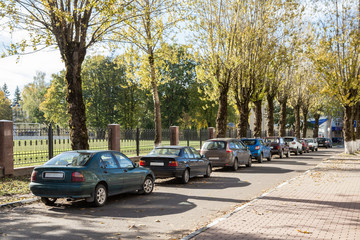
[276, 146, 280, 150]
[226, 145, 233, 153]
[292, 142, 296, 145]
[72, 172, 85, 182]
[325, 141, 329, 143]
[168, 161, 178, 167]
[31, 171, 37, 182]
[139, 160, 146, 166]
[255, 146, 260, 150]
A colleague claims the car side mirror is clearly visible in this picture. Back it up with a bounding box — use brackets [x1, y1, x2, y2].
[134, 162, 139, 168]
[201, 154, 206, 158]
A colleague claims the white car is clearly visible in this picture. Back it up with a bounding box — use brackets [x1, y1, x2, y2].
[284, 137, 303, 155]
[304, 138, 318, 152]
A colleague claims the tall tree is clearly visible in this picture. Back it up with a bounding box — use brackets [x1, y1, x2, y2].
[13, 86, 21, 105]
[1, 0, 134, 150]
[116, 0, 186, 146]
[1, 84, 10, 99]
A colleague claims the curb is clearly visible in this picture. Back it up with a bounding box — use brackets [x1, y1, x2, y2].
[0, 197, 39, 209]
[181, 157, 339, 240]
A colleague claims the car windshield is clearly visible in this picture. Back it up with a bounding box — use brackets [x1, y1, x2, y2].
[264, 138, 279, 143]
[318, 138, 325, 142]
[242, 140, 257, 145]
[149, 148, 181, 156]
[202, 141, 226, 150]
[305, 139, 313, 143]
[284, 138, 294, 142]
[45, 152, 92, 166]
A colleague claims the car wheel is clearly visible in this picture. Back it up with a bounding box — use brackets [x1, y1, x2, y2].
[232, 158, 239, 171]
[312, 148, 314, 152]
[286, 150, 290, 158]
[138, 176, 154, 195]
[267, 154, 272, 161]
[316, 148, 318, 151]
[204, 164, 212, 178]
[182, 168, 190, 184]
[93, 184, 107, 207]
[279, 150, 283, 159]
[257, 154, 263, 163]
[295, 148, 298, 155]
[41, 197, 57, 206]
[246, 157, 252, 167]
[300, 149, 303, 155]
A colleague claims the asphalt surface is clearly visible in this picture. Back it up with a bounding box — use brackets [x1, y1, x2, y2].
[0, 148, 342, 240]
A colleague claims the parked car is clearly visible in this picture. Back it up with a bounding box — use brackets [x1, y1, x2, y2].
[263, 137, 290, 158]
[140, 146, 211, 184]
[283, 137, 303, 155]
[304, 138, 318, 151]
[317, 137, 333, 148]
[200, 138, 252, 170]
[300, 139, 310, 153]
[30, 150, 155, 207]
[332, 137, 343, 144]
[241, 138, 271, 163]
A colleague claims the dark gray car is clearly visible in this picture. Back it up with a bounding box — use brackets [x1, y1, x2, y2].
[200, 138, 252, 171]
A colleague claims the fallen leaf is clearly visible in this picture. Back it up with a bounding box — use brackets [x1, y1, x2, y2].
[297, 229, 312, 234]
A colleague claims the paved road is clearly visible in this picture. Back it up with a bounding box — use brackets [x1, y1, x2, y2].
[0, 148, 342, 240]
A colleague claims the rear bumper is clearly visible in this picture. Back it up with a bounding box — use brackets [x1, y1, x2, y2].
[29, 182, 93, 199]
[149, 167, 185, 178]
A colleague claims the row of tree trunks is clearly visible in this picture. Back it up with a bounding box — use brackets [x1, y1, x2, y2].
[266, 94, 275, 137]
[216, 84, 229, 138]
[302, 106, 309, 138]
[313, 114, 320, 138]
[294, 104, 301, 138]
[236, 100, 250, 138]
[253, 100, 262, 138]
[278, 97, 287, 137]
[343, 105, 355, 154]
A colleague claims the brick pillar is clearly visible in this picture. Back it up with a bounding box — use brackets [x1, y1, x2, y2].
[170, 126, 179, 145]
[108, 124, 120, 151]
[0, 120, 14, 176]
[208, 127, 215, 139]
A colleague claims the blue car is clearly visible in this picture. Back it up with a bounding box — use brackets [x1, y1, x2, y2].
[241, 138, 271, 163]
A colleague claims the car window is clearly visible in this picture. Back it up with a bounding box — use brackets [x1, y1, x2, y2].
[184, 148, 195, 158]
[280, 138, 284, 144]
[99, 153, 118, 169]
[284, 138, 294, 142]
[45, 152, 92, 166]
[149, 148, 181, 156]
[113, 153, 134, 169]
[242, 140, 257, 145]
[259, 140, 264, 145]
[265, 138, 279, 143]
[190, 147, 201, 158]
[229, 141, 238, 149]
[202, 141, 226, 150]
[237, 141, 246, 149]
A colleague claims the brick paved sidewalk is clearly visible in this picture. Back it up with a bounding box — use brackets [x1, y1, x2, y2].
[186, 159, 360, 240]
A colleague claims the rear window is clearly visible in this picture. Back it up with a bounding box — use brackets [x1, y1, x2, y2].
[149, 148, 181, 156]
[242, 140, 257, 145]
[202, 141, 226, 150]
[45, 152, 92, 166]
[264, 138, 279, 143]
[284, 138, 294, 142]
[305, 139, 313, 143]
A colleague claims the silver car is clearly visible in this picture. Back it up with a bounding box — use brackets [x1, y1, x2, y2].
[200, 138, 252, 171]
[304, 138, 318, 152]
[284, 136, 303, 155]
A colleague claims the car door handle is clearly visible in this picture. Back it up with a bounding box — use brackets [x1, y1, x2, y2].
[103, 170, 108, 173]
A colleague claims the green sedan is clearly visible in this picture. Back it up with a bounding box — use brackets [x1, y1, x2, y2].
[30, 150, 155, 207]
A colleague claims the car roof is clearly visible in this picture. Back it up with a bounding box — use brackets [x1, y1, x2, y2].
[65, 150, 114, 154]
[205, 138, 240, 141]
[155, 145, 187, 149]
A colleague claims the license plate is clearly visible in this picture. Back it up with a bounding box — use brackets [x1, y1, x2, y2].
[150, 162, 164, 166]
[43, 172, 64, 179]
[270, 147, 273, 149]
[209, 157, 219, 160]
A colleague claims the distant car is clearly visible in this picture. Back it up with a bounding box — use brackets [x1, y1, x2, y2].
[317, 137, 332, 148]
[30, 150, 155, 207]
[200, 138, 252, 170]
[140, 146, 211, 184]
[284, 137, 303, 155]
[241, 138, 271, 163]
[263, 137, 290, 158]
[304, 138, 318, 151]
[300, 139, 310, 153]
[332, 137, 343, 144]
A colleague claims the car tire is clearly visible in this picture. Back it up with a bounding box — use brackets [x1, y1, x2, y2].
[232, 158, 239, 171]
[204, 164, 212, 178]
[316, 148, 318, 151]
[246, 157, 252, 167]
[286, 150, 290, 158]
[312, 148, 314, 152]
[41, 197, 57, 206]
[295, 148, 298, 155]
[279, 150, 283, 159]
[93, 183, 107, 207]
[300, 149, 303, 155]
[257, 154, 263, 163]
[267, 154, 272, 161]
[182, 168, 190, 184]
[138, 176, 154, 195]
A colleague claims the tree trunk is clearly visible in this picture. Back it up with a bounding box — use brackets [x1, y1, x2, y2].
[279, 98, 287, 137]
[149, 52, 162, 146]
[313, 114, 320, 138]
[355, 103, 360, 151]
[302, 107, 308, 138]
[294, 105, 301, 139]
[266, 94, 275, 137]
[343, 105, 355, 154]
[65, 47, 89, 150]
[216, 84, 229, 138]
[237, 101, 250, 138]
[254, 100, 262, 138]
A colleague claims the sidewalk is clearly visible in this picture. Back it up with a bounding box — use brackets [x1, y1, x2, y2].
[184, 153, 360, 240]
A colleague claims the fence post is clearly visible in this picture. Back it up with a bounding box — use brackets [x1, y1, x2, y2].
[107, 124, 120, 151]
[208, 127, 215, 139]
[0, 120, 14, 176]
[170, 126, 179, 146]
[187, 128, 190, 146]
[136, 127, 140, 156]
[48, 124, 53, 159]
